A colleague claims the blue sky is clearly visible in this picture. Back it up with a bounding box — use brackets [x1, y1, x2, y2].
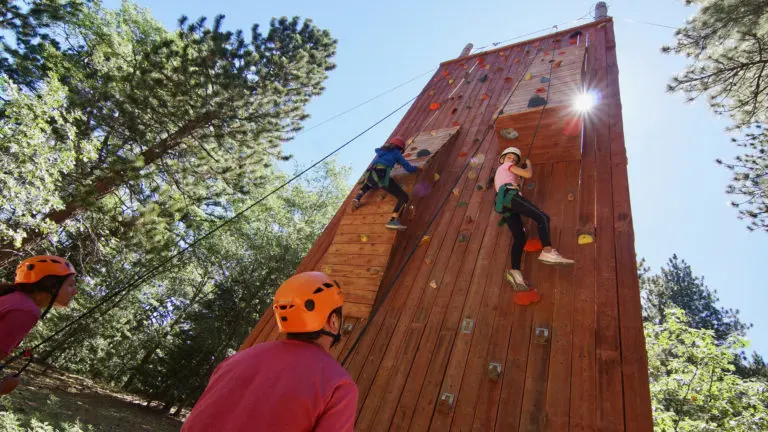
[107, 0, 767, 355]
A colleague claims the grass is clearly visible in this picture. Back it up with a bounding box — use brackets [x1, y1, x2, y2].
[0, 365, 182, 432]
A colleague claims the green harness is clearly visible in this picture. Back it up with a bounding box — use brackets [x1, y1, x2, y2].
[360, 163, 393, 188]
[495, 183, 520, 226]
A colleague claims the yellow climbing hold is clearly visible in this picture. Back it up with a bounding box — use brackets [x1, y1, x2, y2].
[449, 79, 454, 85]
[429, 280, 439, 289]
[322, 265, 332, 274]
[420, 235, 431, 246]
[524, 72, 532, 80]
[452, 188, 460, 196]
[468, 170, 478, 180]
[360, 234, 369, 242]
[578, 233, 594, 245]
[433, 173, 440, 182]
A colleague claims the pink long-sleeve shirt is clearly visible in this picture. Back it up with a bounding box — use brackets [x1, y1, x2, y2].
[0, 291, 40, 359]
[183, 339, 358, 432]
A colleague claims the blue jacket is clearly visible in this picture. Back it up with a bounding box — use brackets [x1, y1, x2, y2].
[372, 148, 418, 173]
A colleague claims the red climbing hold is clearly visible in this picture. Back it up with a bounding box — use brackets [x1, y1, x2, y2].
[452, 120, 460, 127]
[481, 93, 489, 101]
[477, 57, 485, 64]
[535, 87, 547, 94]
[523, 238, 543, 252]
[563, 116, 582, 137]
[457, 151, 468, 158]
[569, 39, 578, 45]
[514, 290, 542, 306]
[559, 51, 566, 55]
[442, 70, 449, 77]
[429, 102, 441, 110]
[504, 76, 514, 83]
[553, 60, 563, 68]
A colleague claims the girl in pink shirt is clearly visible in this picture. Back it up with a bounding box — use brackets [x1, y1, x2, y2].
[494, 147, 574, 291]
[0, 256, 77, 395]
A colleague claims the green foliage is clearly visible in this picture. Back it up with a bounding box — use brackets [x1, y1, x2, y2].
[0, 394, 94, 432]
[664, 0, 768, 231]
[639, 255, 750, 343]
[646, 309, 768, 431]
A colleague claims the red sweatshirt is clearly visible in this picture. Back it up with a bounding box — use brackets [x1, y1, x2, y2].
[183, 339, 358, 432]
[0, 291, 40, 359]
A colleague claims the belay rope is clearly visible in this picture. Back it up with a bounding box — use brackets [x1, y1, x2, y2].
[493, 38, 558, 227]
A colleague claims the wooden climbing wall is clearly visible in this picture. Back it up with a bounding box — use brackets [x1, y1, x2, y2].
[241, 18, 652, 432]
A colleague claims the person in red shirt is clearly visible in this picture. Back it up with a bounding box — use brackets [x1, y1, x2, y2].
[0, 256, 78, 395]
[183, 272, 358, 432]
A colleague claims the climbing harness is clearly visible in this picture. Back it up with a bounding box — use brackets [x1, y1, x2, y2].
[494, 183, 521, 227]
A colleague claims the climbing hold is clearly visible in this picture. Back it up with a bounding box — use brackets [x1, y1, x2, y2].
[342, 322, 355, 335]
[554, 37, 562, 43]
[414, 181, 432, 198]
[504, 76, 514, 83]
[425, 256, 434, 264]
[532, 41, 540, 47]
[527, 95, 547, 108]
[484, 64, 490, 70]
[428, 89, 435, 96]
[534, 328, 550, 344]
[437, 393, 455, 414]
[470, 157, 480, 168]
[479, 74, 488, 83]
[558, 51, 566, 55]
[474, 154, 485, 164]
[449, 79, 454, 85]
[523, 238, 543, 252]
[458, 232, 470, 243]
[459, 62, 466, 67]
[481, 93, 489, 101]
[544, 51, 551, 56]
[539, 76, 550, 83]
[526, 182, 535, 190]
[467, 170, 478, 180]
[576, 227, 595, 246]
[407, 137, 414, 145]
[461, 318, 475, 333]
[563, 116, 582, 137]
[568, 193, 575, 201]
[430, 130, 437, 136]
[488, 363, 502, 381]
[420, 235, 431, 246]
[465, 79, 471, 84]
[473, 138, 480, 143]
[360, 234, 368, 242]
[524, 72, 532, 81]
[433, 173, 440, 182]
[465, 214, 475, 224]
[535, 87, 547, 94]
[457, 151, 468, 158]
[457, 201, 468, 207]
[429, 280, 438, 289]
[442, 70, 449, 77]
[452, 188, 461, 196]
[477, 57, 485, 64]
[451, 120, 460, 127]
[553, 60, 563, 68]
[417, 149, 432, 158]
[404, 153, 413, 158]
[322, 265, 332, 274]
[476, 184, 484, 191]
[514, 290, 541, 306]
[569, 39, 578, 45]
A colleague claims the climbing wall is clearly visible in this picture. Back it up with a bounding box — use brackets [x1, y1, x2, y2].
[241, 18, 652, 432]
[317, 126, 460, 319]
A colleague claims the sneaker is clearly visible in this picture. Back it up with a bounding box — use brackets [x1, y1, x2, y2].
[385, 219, 407, 231]
[351, 198, 360, 210]
[538, 249, 575, 266]
[504, 269, 529, 292]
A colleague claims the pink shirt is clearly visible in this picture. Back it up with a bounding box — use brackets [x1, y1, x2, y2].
[495, 162, 520, 192]
[183, 340, 358, 432]
[0, 291, 41, 358]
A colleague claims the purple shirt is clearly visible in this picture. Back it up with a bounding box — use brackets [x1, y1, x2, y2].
[0, 291, 40, 358]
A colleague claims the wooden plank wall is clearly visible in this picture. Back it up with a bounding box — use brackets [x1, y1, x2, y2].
[240, 17, 652, 432]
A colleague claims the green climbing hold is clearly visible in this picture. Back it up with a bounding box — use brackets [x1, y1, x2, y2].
[527, 182, 536, 190]
[465, 79, 471, 84]
[479, 74, 488, 83]
[457, 201, 468, 207]
[458, 232, 470, 243]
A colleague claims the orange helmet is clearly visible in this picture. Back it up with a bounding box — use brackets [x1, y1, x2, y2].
[16, 256, 76, 285]
[273, 272, 343, 333]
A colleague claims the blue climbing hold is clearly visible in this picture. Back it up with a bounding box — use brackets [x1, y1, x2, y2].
[527, 95, 547, 108]
[540, 76, 550, 83]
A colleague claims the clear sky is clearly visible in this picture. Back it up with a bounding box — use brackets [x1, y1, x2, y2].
[105, 0, 767, 355]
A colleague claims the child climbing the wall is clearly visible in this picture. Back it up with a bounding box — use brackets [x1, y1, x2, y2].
[494, 147, 574, 291]
[0, 256, 77, 395]
[352, 136, 421, 231]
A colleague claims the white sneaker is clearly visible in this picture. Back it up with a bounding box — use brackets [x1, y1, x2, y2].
[505, 269, 529, 292]
[538, 249, 575, 266]
[351, 198, 360, 210]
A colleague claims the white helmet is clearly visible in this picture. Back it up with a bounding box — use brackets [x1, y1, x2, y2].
[499, 147, 522, 164]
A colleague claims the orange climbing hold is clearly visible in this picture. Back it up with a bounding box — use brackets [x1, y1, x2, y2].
[553, 60, 563, 68]
[457, 151, 468, 158]
[429, 102, 441, 110]
[513, 58, 520, 64]
[514, 290, 542, 306]
[481, 93, 489, 101]
[523, 238, 543, 252]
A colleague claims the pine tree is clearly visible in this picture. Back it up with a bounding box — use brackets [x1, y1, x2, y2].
[664, 0, 768, 231]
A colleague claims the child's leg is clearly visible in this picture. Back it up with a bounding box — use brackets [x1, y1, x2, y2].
[505, 214, 526, 270]
[354, 181, 374, 201]
[506, 194, 552, 248]
[385, 179, 410, 218]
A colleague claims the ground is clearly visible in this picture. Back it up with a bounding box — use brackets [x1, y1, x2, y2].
[0, 365, 182, 432]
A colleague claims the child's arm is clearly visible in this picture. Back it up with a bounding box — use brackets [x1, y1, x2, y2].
[508, 159, 533, 179]
[394, 152, 419, 173]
